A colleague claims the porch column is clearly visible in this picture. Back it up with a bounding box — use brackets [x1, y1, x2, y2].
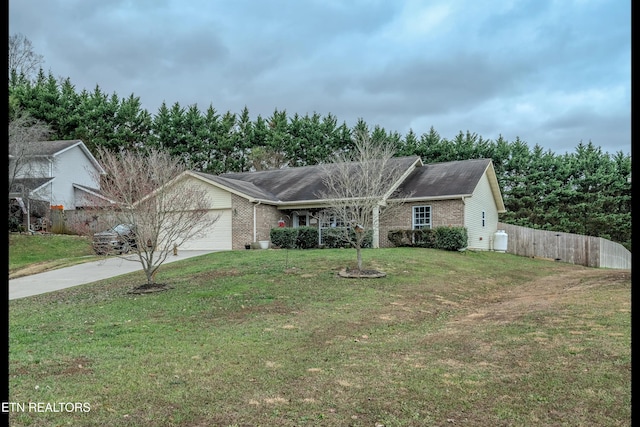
[253, 201, 261, 242]
[372, 205, 380, 248]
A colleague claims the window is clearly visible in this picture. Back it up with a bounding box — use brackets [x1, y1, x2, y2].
[293, 211, 309, 227]
[412, 206, 431, 229]
[318, 211, 346, 244]
[482, 210, 486, 227]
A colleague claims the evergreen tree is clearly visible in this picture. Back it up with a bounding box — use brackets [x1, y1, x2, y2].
[233, 106, 254, 172]
[397, 128, 419, 157]
[110, 94, 152, 151]
[74, 86, 120, 152]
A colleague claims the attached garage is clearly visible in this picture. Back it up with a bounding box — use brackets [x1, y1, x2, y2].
[179, 209, 232, 250]
[172, 173, 238, 251]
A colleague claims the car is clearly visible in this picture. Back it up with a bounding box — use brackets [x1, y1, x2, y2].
[92, 224, 137, 255]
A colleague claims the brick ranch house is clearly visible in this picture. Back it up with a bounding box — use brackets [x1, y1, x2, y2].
[169, 156, 506, 251]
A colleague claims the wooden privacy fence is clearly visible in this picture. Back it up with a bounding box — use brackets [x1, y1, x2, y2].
[497, 222, 631, 270]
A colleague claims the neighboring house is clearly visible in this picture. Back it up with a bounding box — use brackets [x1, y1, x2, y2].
[168, 156, 506, 251]
[8, 140, 109, 231]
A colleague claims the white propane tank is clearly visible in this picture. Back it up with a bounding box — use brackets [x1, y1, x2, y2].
[493, 230, 508, 252]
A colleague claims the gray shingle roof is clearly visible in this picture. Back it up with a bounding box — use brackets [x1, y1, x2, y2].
[218, 156, 422, 202]
[21, 140, 83, 157]
[396, 158, 492, 199]
[189, 157, 503, 211]
[191, 172, 280, 202]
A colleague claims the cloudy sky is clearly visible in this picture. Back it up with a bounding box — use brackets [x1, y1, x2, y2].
[9, 0, 631, 155]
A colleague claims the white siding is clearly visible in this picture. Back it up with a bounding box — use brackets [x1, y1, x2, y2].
[178, 177, 234, 250]
[13, 158, 49, 179]
[51, 146, 101, 210]
[464, 172, 499, 250]
[200, 181, 232, 209]
[180, 209, 232, 250]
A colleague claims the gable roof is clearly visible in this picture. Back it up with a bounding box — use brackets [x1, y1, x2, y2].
[21, 139, 81, 157]
[190, 172, 280, 202]
[216, 156, 422, 204]
[185, 156, 504, 212]
[396, 158, 506, 212]
[14, 140, 105, 175]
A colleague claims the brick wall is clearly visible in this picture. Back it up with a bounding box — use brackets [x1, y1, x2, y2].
[431, 199, 464, 227]
[231, 195, 254, 250]
[379, 200, 465, 248]
[231, 196, 282, 249]
[256, 204, 282, 243]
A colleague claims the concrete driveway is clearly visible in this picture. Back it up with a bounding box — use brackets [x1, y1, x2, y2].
[9, 250, 216, 300]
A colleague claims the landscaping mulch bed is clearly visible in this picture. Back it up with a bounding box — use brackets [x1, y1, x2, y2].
[128, 283, 174, 294]
[338, 268, 387, 278]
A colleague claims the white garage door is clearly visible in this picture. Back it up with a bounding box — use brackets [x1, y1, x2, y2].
[180, 209, 232, 250]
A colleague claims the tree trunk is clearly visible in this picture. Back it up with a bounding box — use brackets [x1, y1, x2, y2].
[356, 246, 362, 270]
[144, 266, 158, 284]
[144, 269, 154, 284]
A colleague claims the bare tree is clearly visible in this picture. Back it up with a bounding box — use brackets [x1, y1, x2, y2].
[8, 109, 53, 185]
[317, 130, 411, 272]
[8, 109, 53, 230]
[249, 146, 288, 171]
[93, 147, 219, 287]
[9, 33, 44, 81]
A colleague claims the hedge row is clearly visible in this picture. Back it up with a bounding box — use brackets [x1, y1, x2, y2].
[387, 226, 468, 251]
[270, 226, 373, 249]
[269, 226, 466, 250]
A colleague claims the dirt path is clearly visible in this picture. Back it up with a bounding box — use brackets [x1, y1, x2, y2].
[455, 268, 631, 325]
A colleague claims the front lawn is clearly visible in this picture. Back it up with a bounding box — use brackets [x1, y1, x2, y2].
[8, 248, 631, 426]
[9, 233, 96, 277]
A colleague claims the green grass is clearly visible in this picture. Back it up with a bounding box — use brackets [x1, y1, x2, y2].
[9, 233, 98, 276]
[8, 243, 631, 426]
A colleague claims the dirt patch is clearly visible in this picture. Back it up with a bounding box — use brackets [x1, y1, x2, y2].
[12, 356, 93, 377]
[452, 268, 631, 325]
[9, 257, 99, 279]
[10, 261, 73, 279]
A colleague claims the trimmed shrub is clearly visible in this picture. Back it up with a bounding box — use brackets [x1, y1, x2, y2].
[388, 230, 407, 247]
[323, 228, 373, 249]
[323, 227, 350, 249]
[388, 226, 467, 251]
[413, 229, 437, 248]
[270, 228, 298, 249]
[387, 229, 435, 248]
[269, 226, 374, 250]
[357, 229, 374, 249]
[434, 226, 468, 251]
[296, 226, 318, 249]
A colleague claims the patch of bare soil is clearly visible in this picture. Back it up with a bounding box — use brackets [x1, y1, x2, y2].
[9, 257, 97, 279]
[9, 262, 60, 279]
[452, 268, 631, 325]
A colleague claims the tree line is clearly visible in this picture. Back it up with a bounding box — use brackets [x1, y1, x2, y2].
[9, 67, 631, 251]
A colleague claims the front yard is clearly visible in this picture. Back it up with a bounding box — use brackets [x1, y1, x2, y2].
[8, 247, 631, 426]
